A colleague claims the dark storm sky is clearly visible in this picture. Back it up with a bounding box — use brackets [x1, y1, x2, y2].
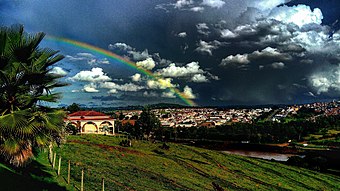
[0, 0, 339, 107]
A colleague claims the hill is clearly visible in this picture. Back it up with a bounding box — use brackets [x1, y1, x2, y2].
[49, 135, 340, 191]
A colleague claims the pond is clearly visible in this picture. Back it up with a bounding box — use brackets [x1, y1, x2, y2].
[222, 150, 300, 161]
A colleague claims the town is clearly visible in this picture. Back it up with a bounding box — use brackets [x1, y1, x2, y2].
[115, 100, 340, 128]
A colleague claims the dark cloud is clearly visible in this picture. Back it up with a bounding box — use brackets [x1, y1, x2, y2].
[1, 0, 339, 106]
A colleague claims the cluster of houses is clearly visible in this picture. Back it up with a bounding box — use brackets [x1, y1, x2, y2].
[64, 100, 339, 135]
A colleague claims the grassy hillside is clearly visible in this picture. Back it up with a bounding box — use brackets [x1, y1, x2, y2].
[0, 153, 68, 191]
[50, 135, 340, 191]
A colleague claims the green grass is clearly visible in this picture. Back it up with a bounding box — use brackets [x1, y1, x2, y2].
[48, 134, 340, 191]
[0, 151, 69, 191]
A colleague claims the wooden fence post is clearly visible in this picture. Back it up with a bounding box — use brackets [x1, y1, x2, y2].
[81, 169, 84, 191]
[67, 160, 71, 184]
[102, 178, 105, 191]
[52, 153, 56, 169]
[49, 151, 53, 164]
[57, 156, 61, 175]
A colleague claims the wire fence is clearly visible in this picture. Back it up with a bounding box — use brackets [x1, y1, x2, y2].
[48, 149, 106, 191]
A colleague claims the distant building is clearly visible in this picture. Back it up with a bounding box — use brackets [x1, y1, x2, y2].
[65, 111, 115, 135]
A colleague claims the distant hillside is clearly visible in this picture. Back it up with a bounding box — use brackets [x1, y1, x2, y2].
[50, 135, 340, 191]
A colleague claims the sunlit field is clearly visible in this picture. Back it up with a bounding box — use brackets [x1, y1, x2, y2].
[51, 135, 340, 191]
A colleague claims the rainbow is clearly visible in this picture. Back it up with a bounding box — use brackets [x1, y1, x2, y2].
[46, 36, 196, 106]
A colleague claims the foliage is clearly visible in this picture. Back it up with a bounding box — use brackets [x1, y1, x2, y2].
[135, 107, 161, 139]
[65, 123, 78, 135]
[0, 25, 66, 166]
[66, 103, 81, 113]
[164, 115, 340, 144]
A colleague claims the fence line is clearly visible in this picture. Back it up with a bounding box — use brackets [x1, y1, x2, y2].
[48, 149, 107, 191]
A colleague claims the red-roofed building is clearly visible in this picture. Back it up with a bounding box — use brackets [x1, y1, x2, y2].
[65, 111, 115, 135]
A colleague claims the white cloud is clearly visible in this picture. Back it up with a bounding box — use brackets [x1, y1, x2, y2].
[108, 89, 118, 94]
[100, 82, 144, 92]
[49, 67, 68, 76]
[195, 40, 221, 56]
[196, 23, 210, 35]
[131, 73, 141, 82]
[65, 52, 94, 62]
[161, 91, 176, 98]
[269, 5, 323, 27]
[177, 32, 187, 38]
[157, 62, 204, 78]
[251, 47, 291, 60]
[221, 54, 250, 66]
[70, 68, 111, 82]
[220, 29, 238, 38]
[109, 43, 133, 51]
[182, 85, 196, 99]
[271, 62, 285, 69]
[98, 58, 110, 64]
[147, 78, 176, 90]
[190, 6, 204, 12]
[201, 0, 225, 8]
[175, 0, 193, 9]
[309, 68, 340, 94]
[191, 74, 208, 82]
[83, 83, 99, 93]
[66, 53, 110, 65]
[136, 58, 156, 70]
[76, 53, 95, 58]
[128, 49, 151, 61]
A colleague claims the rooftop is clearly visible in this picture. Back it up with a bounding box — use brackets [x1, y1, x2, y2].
[68, 110, 108, 117]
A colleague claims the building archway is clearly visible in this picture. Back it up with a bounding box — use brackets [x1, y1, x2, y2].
[82, 122, 98, 133]
[99, 121, 113, 134]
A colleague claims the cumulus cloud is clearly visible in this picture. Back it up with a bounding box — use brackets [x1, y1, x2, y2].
[175, 0, 193, 9]
[147, 78, 176, 90]
[49, 67, 68, 76]
[157, 62, 204, 77]
[201, 0, 225, 9]
[177, 32, 187, 38]
[221, 47, 291, 68]
[136, 57, 156, 70]
[70, 68, 111, 82]
[131, 73, 142, 82]
[109, 42, 152, 61]
[161, 91, 176, 98]
[182, 85, 196, 99]
[271, 62, 285, 69]
[269, 5, 323, 27]
[191, 74, 208, 82]
[220, 29, 238, 38]
[196, 23, 210, 35]
[250, 47, 292, 60]
[100, 82, 144, 92]
[83, 83, 99, 93]
[220, 54, 250, 67]
[309, 68, 340, 94]
[195, 40, 221, 56]
[190, 7, 204, 12]
[109, 43, 133, 51]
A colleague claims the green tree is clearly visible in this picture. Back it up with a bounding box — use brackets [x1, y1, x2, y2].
[135, 107, 161, 139]
[67, 103, 81, 113]
[0, 25, 66, 166]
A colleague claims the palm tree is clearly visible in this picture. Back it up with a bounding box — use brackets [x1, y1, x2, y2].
[0, 25, 66, 166]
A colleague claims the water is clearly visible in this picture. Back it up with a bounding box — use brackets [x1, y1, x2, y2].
[222, 150, 298, 161]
